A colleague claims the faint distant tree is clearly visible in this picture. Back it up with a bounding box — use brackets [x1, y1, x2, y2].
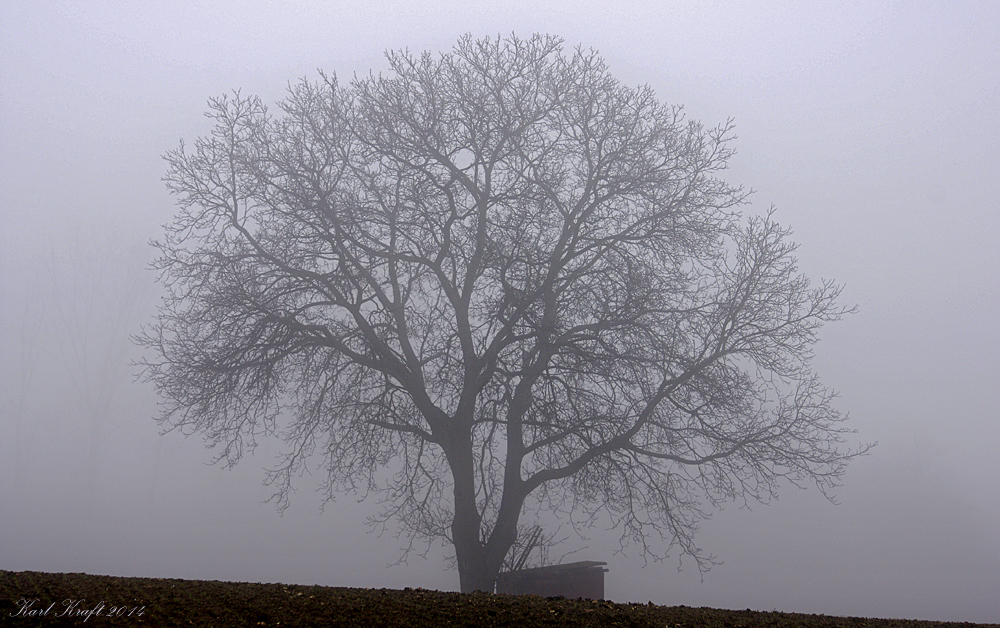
[2, 287, 43, 491]
[48, 230, 154, 500]
[137, 33, 873, 593]
[2, 227, 154, 515]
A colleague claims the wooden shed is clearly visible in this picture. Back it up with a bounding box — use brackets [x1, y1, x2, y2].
[495, 561, 609, 600]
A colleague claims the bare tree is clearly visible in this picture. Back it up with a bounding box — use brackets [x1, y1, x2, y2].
[138, 34, 873, 593]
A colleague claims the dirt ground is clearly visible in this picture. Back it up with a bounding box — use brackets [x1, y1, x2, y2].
[2, 570, 994, 628]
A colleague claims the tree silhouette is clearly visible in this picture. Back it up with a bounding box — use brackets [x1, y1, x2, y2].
[138, 33, 872, 593]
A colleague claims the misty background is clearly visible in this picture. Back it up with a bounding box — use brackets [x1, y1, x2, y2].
[1, 1, 997, 623]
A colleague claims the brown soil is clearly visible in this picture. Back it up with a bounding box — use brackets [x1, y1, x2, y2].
[1, 570, 994, 627]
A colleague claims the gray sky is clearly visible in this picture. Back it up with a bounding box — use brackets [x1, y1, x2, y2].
[2, 1, 998, 623]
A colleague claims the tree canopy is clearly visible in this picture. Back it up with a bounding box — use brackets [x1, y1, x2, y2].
[139, 33, 872, 593]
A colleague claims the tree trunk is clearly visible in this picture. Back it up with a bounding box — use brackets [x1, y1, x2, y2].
[446, 416, 526, 593]
[451, 465, 525, 592]
[446, 429, 494, 593]
[454, 537, 493, 593]
[451, 471, 489, 592]
[453, 505, 518, 593]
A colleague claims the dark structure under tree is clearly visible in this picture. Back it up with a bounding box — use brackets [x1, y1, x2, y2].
[495, 561, 609, 600]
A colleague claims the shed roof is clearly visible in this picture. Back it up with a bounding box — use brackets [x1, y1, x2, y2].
[499, 561, 608, 576]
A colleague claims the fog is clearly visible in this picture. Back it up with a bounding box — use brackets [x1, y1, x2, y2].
[2, 1, 998, 623]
